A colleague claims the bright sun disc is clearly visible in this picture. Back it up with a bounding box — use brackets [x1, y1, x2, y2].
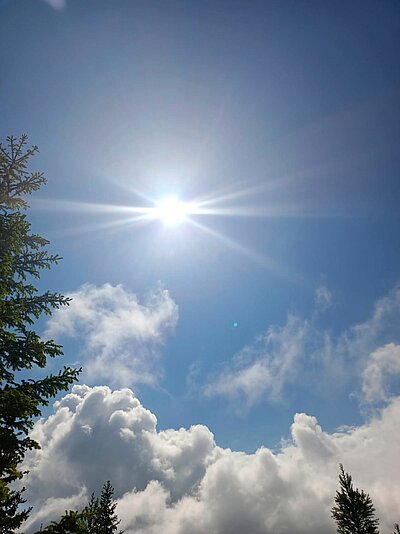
[155, 197, 190, 226]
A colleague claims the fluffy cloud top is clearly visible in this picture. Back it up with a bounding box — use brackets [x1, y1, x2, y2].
[22, 385, 400, 534]
[45, 284, 178, 386]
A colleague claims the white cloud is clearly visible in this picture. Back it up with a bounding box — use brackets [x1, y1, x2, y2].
[314, 285, 332, 310]
[344, 286, 400, 356]
[22, 385, 400, 534]
[23, 490, 87, 534]
[23, 286, 400, 531]
[205, 315, 308, 407]
[41, 0, 66, 10]
[362, 343, 400, 403]
[206, 286, 400, 407]
[45, 283, 178, 386]
[22, 385, 217, 532]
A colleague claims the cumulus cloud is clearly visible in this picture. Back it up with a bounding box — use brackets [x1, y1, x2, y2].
[45, 283, 178, 386]
[362, 343, 400, 403]
[206, 286, 400, 407]
[22, 385, 400, 534]
[22, 385, 217, 532]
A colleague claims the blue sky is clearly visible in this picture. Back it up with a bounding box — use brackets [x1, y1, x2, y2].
[2, 1, 400, 531]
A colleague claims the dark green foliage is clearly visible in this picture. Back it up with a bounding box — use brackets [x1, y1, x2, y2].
[84, 492, 100, 533]
[0, 135, 80, 532]
[37, 481, 123, 534]
[36, 510, 90, 534]
[95, 481, 123, 534]
[331, 464, 379, 534]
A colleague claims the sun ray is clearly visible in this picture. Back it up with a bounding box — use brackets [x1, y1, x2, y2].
[187, 217, 306, 286]
[45, 214, 152, 239]
[30, 183, 323, 284]
[30, 197, 153, 215]
[187, 218, 274, 268]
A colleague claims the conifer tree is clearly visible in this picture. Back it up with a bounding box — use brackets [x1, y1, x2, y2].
[37, 510, 89, 534]
[36, 481, 123, 534]
[84, 491, 101, 533]
[0, 135, 80, 532]
[331, 464, 379, 534]
[94, 481, 123, 534]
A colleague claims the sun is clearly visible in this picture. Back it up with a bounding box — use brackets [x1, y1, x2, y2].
[155, 197, 191, 226]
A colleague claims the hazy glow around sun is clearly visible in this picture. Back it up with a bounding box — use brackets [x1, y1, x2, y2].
[155, 197, 191, 226]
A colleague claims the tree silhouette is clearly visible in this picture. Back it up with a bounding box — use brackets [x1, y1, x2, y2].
[331, 464, 379, 534]
[84, 491, 100, 533]
[36, 481, 123, 534]
[37, 510, 89, 533]
[0, 135, 80, 532]
[91, 481, 123, 534]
